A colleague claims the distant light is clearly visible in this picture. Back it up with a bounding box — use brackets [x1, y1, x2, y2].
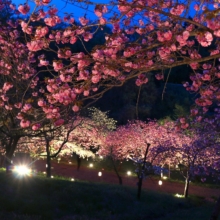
[175, 194, 184, 198]
[51, 176, 54, 178]
[89, 163, 93, 167]
[98, 171, 102, 177]
[14, 165, 31, 176]
[162, 176, 168, 180]
[43, 171, 46, 174]
[127, 171, 131, 176]
[69, 162, 72, 164]
[71, 178, 75, 181]
[158, 180, 163, 186]
[99, 156, 103, 159]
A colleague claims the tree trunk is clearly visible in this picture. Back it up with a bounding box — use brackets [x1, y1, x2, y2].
[46, 141, 51, 178]
[76, 155, 81, 171]
[111, 157, 122, 185]
[210, 196, 220, 220]
[168, 161, 171, 179]
[161, 164, 164, 178]
[0, 154, 4, 167]
[184, 176, 190, 198]
[137, 143, 151, 200]
[5, 137, 20, 173]
[137, 176, 143, 200]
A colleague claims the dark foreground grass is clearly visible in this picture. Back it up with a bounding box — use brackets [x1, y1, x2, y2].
[0, 170, 216, 220]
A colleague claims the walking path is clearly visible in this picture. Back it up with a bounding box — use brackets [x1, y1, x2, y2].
[35, 160, 220, 200]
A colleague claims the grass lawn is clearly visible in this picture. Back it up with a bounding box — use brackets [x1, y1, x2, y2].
[0, 169, 216, 220]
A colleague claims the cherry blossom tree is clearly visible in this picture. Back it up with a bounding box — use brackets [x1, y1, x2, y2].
[64, 107, 116, 170]
[99, 119, 176, 198]
[0, 18, 42, 170]
[15, 108, 116, 175]
[98, 129, 124, 185]
[59, 117, 100, 171]
[171, 118, 220, 198]
[16, 118, 81, 177]
[0, 1, 81, 171]
[12, 0, 220, 216]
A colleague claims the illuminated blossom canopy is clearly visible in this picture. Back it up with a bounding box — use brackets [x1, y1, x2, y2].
[0, 0, 218, 130]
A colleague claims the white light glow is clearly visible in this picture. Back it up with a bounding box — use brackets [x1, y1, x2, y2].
[175, 194, 184, 198]
[98, 172, 102, 177]
[127, 171, 131, 176]
[162, 176, 168, 180]
[158, 180, 163, 186]
[51, 176, 54, 178]
[71, 178, 75, 181]
[99, 156, 103, 159]
[14, 165, 31, 176]
[89, 163, 93, 167]
[69, 162, 72, 164]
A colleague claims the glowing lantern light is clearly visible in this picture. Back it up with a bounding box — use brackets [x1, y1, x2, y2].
[14, 165, 31, 176]
[175, 194, 184, 198]
[127, 171, 131, 176]
[158, 180, 163, 186]
[89, 163, 93, 167]
[98, 171, 102, 177]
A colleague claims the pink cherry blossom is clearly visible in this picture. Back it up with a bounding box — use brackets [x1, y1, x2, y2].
[18, 4, 30, 15]
[79, 17, 89, 26]
[54, 119, 64, 126]
[38, 99, 46, 107]
[194, 4, 199, 11]
[2, 82, 13, 91]
[44, 16, 61, 27]
[72, 105, 79, 112]
[32, 123, 41, 130]
[27, 40, 44, 51]
[99, 17, 107, 25]
[196, 32, 213, 47]
[170, 4, 185, 15]
[20, 120, 30, 128]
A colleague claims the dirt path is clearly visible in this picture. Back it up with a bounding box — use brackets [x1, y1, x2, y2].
[35, 160, 220, 200]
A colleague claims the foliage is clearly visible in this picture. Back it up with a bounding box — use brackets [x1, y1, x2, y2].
[88, 107, 117, 131]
